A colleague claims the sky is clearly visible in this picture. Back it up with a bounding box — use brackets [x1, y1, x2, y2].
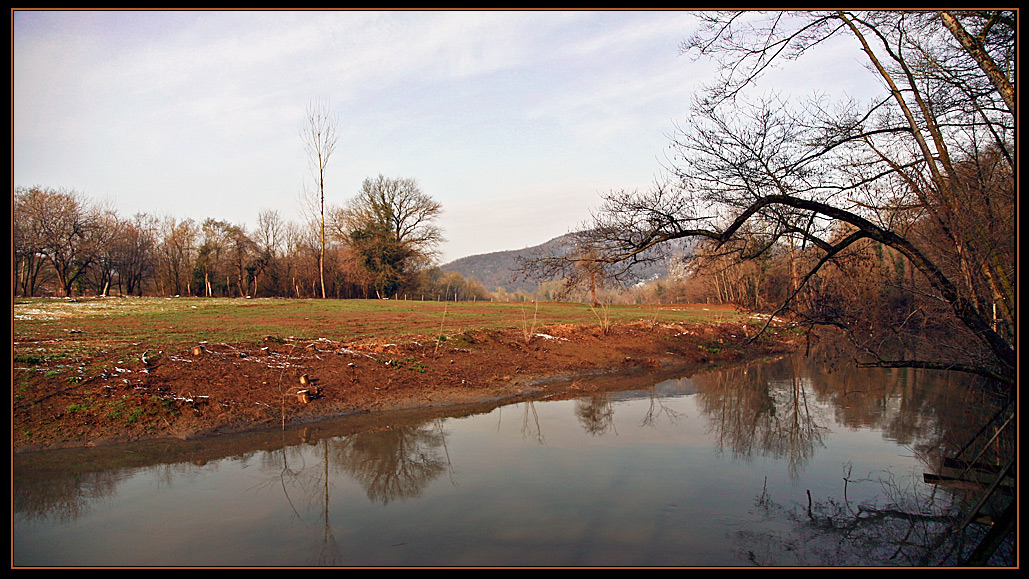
[12, 9, 873, 264]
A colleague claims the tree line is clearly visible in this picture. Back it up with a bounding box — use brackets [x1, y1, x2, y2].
[12, 176, 489, 303]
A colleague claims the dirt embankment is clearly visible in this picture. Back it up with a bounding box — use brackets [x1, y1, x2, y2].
[13, 320, 794, 453]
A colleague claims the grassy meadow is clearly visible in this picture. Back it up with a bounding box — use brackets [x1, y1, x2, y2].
[13, 296, 748, 373]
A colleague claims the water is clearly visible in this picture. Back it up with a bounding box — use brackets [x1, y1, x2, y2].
[12, 354, 1008, 567]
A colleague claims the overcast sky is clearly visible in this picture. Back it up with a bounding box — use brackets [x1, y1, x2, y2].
[12, 9, 873, 263]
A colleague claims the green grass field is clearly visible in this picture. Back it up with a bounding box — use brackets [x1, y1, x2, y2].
[13, 296, 749, 374]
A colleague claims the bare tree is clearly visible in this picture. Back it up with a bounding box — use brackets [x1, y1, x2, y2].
[111, 213, 159, 297]
[197, 218, 230, 297]
[283, 218, 322, 298]
[13, 187, 52, 296]
[222, 222, 257, 298]
[83, 208, 126, 296]
[253, 209, 284, 297]
[523, 236, 614, 307]
[534, 11, 1014, 387]
[156, 216, 198, 296]
[300, 98, 341, 299]
[15, 187, 117, 297]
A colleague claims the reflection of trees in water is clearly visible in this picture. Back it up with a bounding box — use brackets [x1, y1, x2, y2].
[242, 421, 455, 563]
[575, 394, 616, 436]
[315, 439, 340, 566]
[328, 422, 450, 505]
[692, 354, 1002, 482]
[810, 360, 947, 446]
[800, 337, 1007, 453]
[251, 438, 323, 520]
[496, 401, 546, 444]
[720, 355, 1017, 566]
[14, 460, 213, 524]
[13, 469, 124, 523]
[732, 468, 1014, 566]
[641, 389, 686, 429]
[693, 357, 827, 478]
[247, 433, 344, 565]
[766, 360, 828, 478]
[798, 351, 1012, 489]
[520, 401, 544, 444]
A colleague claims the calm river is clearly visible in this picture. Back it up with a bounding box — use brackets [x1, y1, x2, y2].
[13, 354, 1012, 567]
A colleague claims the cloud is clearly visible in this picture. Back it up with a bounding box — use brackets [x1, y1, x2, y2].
[13, 10, 720, 262]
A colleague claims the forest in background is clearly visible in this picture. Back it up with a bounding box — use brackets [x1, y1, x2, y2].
[13, 176, 491, 304]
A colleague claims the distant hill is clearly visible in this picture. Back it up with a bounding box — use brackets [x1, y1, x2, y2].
[440, 235, 572, 293]
[440, 234, 693, 294]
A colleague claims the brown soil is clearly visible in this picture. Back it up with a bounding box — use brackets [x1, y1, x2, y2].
[13, 320, 793, 453]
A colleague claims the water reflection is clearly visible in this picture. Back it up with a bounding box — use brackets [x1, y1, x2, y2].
[494, 400, 546, 444]
[13, 468, 127, 524]
[640, 385, 687, 429]
[692, 356, 828, 479]
[575, 394, 617, 436]
[13, 354, 1013, 566]
[329, 422, 452, 505]
[702, 357, 1015, 566]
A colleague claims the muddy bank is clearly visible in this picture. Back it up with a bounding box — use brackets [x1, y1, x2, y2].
[13, 320, 796, 453]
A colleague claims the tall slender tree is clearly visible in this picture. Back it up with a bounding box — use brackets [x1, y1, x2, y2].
[300, 98, 341, 299]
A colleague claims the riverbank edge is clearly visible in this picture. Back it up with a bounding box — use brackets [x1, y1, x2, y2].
[13, 321, 800, 455]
